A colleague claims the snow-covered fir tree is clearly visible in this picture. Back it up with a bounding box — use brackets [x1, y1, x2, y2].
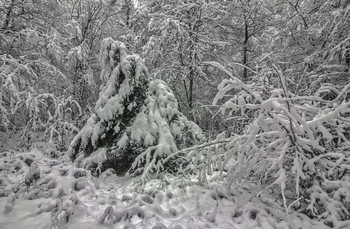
[69, 38, 205, 177]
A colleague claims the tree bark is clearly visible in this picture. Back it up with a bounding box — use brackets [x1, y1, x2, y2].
[125, 0, 131, 26]
[2, 0, 15, 30]
[188, 68, 194, 109]
[0, 76, 3, 127]
[243, 15, 249, 82]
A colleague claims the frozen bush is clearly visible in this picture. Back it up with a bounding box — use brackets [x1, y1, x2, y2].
[69, 38, 205, 178]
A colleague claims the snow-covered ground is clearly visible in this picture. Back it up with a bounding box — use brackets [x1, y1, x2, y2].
[0, 149, 330, 229]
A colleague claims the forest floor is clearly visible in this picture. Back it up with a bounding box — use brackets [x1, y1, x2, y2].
[0, 148, 329, 229]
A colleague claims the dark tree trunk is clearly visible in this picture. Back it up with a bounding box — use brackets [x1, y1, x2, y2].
[2, 0, 15, 30]
[243, 16, 249, 82]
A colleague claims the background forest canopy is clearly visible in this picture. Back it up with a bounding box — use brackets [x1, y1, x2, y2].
[0, 0, 350, 228]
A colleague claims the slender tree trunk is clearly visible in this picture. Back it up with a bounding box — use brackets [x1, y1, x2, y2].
[72, 61, 83, 119]
[346, 45, 350, 71]
[0, 76, 3, 128]
[126, 0, 130, 26]
[188, 68, 194, 109]
[186, 6, 201, 113]
[243, 16, 249, 81]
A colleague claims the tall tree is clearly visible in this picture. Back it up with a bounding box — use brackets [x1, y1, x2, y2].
[132, 0, 225, 119]
[222, 0, 272, 81]
[69, 38, 205, 178]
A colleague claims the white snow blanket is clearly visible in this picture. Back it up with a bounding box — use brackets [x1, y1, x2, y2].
[0, 149, 332, 229]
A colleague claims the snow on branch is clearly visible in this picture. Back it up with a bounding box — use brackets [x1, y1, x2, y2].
[180, 59, 350, 226]
[69, 38, 205, 181]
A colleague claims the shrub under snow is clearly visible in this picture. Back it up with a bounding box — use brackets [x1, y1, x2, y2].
[190, 62, 350, 228]
[69, 38, 205, 179]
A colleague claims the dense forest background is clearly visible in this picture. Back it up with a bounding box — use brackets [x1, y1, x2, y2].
[0, 0, 350, 228]
[1, 0, 349, 148]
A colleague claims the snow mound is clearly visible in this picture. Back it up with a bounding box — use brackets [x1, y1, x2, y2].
[0, 149, 332, 229]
